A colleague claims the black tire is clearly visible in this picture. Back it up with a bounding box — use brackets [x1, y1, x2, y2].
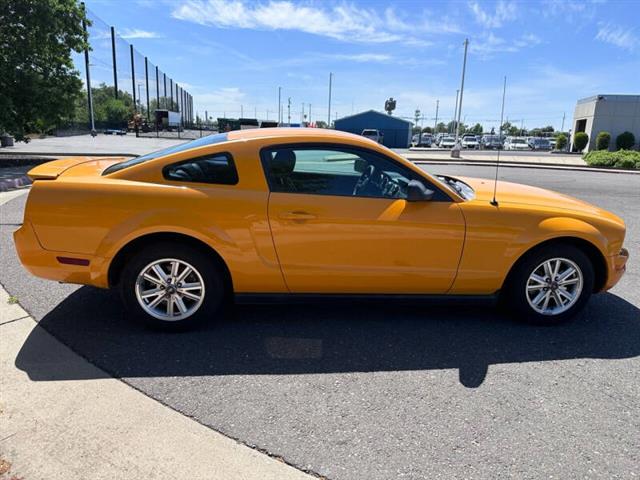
[120, 242, 226, 331]
[505, 244, 594, 325]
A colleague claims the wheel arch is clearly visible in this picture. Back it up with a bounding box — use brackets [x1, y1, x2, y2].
[107, 232, 233, 294]
[502, 236, 608, 294]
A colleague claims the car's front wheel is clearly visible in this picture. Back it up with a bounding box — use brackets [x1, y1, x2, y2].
[505, 244, 594, 324]
[120, 243, 225, 330]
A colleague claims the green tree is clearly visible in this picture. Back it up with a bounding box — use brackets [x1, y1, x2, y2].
[470, 123, 483, 135]
[616, 131, 635, 150]
[556, 134, 567, 150]
[574, 132, 589, 151]
[435, 122, 447, 133]
[422, 126, 432, 133]
[595, 131, 611, 151]
[315, 120, 328, 129]
[0, 0, 88, 139]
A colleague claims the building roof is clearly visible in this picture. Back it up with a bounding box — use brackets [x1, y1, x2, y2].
[334, 109, 413, 125]
[577, 94, 640, 104]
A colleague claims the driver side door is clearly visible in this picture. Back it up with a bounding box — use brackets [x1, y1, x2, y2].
[262, 144, 466, 294]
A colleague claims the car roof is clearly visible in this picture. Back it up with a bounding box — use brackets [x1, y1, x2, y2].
[226, 127, 365, 142]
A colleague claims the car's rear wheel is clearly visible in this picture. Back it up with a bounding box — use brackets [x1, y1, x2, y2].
[120, 243, 225, 330]
[505, 244, 594, 324]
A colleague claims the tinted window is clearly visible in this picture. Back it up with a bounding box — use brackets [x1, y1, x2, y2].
[103, 133, 229, 174]
[163, 153, 238, 185]
[262, 145, 447, 201]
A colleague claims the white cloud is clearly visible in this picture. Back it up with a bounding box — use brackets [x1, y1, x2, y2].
[120, 28, 162, 39]
[469, 0, 517, 28]
[470, 32, 542, 57]
[172, 0, 454, 44]
[329, 53, 393, 63]
[595, 23, 637, 51]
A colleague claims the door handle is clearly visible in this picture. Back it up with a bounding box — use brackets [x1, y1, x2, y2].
[279, 211, 317, 220]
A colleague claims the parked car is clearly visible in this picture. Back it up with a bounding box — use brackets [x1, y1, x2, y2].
[461, 135, 479, 149]
[480, 135, 503, 150]
[549, 138, 557, 150]
[528, 137, 551, 151]
[361, 129, 383, 143]
[504, 136, 530, 151]
[411, 134, 419, 146]
[417, 133, 432, 147]
[440, 135, 456, 148]
[15, 128, 627, 329]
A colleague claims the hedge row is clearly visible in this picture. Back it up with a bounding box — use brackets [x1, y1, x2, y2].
[584, 150, 640, 170]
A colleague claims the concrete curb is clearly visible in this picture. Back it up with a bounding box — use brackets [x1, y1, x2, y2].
[411, 159, 640, 175]
[0, 151, 136, 158]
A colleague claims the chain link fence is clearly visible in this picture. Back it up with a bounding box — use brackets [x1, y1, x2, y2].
[63, 6, 201, 139]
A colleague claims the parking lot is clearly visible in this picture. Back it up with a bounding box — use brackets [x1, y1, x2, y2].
[1, 164, 638, 479]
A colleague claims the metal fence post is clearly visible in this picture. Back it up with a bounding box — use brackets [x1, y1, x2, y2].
[163, 73, 167, 109]
[81, 4, 95, 135]
[130, 44, 138, 137]
[170, 79, 173, 110]
[145, 57, 150, 121]
[111, 26, 118, 99]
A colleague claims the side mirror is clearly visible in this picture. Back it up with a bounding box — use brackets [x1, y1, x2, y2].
[407, 180, 434, 202]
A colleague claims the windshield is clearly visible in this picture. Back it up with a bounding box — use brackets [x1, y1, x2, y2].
[102, 133, 229, 175]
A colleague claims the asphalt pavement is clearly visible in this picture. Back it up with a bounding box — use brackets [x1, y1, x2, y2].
[1, 165, 638, 479]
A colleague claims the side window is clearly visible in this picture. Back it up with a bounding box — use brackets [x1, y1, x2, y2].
[262, 145, 436, 200]
[164, 153, 238, 185]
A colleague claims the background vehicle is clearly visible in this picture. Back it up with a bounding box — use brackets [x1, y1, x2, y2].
[461, 135, 479, 149]
[440, 136, 456, 148]
[504, 136, 530, 151]
[480, 135, 503, 149]
[15, 129, 627, 330]
[528, 138, 552, 151]
[154, 110, 181, 131]
[415, 133, 432, 147]
[361, 129, 383, 143]
[549, 138, 557, 149]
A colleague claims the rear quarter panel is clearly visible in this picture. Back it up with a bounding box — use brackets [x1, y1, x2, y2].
[24, 140, 287, 292]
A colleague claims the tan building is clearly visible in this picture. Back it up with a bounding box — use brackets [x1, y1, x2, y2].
[572, 94, 640, 152]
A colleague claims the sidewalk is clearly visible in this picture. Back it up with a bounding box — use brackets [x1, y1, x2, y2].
[0, 286, 315, 480]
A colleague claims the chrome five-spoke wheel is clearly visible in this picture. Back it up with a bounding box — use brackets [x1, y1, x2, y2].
[135, 258, 205, 321]
[525, 257, 583, 316]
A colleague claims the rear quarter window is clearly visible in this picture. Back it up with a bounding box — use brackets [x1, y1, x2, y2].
[163, 153, 238, 185]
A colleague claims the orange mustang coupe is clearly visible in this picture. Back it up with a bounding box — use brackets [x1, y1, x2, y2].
[15, 128, 628, 329]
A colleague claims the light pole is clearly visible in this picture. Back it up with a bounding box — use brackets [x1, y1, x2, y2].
[434, 99, 439, 133]
[278, 86, 282, 125]
[454, 38, 469, 148]
[327, 72, 333, 126]
[287, 97, 291, 125]
[452, 89, 459, 133]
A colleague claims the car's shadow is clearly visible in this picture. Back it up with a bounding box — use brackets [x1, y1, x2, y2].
[15, 287, 640, 387]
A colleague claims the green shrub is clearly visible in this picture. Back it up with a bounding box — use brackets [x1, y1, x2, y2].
[616, 131, 635, 150]
[573, 132, 589, 151]
[584, 149, 640, 169]
[555, 133, 567, 150]
[595, 131, 611, 150]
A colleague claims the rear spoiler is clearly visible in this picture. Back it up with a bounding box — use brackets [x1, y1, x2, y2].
[27, 157, 103, 181]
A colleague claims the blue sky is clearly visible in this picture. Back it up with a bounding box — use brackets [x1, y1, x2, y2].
[82, 0, 639, 131]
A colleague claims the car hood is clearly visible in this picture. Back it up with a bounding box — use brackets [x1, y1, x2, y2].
[456, 176, 622, 220]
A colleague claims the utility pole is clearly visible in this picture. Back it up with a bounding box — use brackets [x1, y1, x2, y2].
[308, 104, 311, 124]
[301, 103, 305, 124]
[452, 90, 459, 133]
[454, 38, 469, 147]
[434, 99, 439, 132]
[240, 104, 243, 117]
[287, 97, 291, 125]
[561, 112, 565, 132]
[327, 72, 333, 126]
[278, 86, 282, 125]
